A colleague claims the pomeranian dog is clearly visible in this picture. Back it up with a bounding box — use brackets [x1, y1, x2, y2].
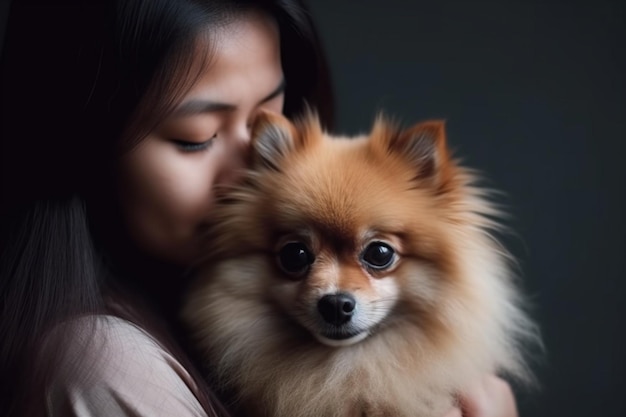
[182, 111, 537, 417]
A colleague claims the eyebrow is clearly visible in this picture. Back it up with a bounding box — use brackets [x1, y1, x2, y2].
[173, 78, 286, 117]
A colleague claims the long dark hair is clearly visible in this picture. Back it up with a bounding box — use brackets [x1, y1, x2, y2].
[0, 0, 334, 415]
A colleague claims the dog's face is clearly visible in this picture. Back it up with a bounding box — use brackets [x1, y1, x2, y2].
[202, 110, 488, 350]
[185, 111, 533, 417]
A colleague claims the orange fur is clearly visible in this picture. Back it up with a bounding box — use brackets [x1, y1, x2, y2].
[182, 111, 538, 417]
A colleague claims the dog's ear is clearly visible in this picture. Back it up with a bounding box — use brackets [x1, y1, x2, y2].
[374, 116, 453, 190]
[397, 120, 450, 180]
[251, 111, 298, 171]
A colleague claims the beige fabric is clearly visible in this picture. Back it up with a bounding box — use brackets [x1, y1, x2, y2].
[46, 315, 208, 417]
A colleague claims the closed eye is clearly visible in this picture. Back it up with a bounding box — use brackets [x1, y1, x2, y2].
[172, 135, 216, 152]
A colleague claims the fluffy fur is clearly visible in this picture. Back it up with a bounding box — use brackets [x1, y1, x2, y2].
[182, 111, 538, 417]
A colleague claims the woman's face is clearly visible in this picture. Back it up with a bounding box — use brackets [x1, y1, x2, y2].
[117, 11, 284, 265]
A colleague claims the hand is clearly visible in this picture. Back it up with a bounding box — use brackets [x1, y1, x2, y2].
[444, 375, 518, 417]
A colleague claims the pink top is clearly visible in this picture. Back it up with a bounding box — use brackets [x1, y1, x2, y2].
[46, 315, 208, 416]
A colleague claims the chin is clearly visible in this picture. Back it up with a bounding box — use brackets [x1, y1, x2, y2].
[182, 111, 539, 417]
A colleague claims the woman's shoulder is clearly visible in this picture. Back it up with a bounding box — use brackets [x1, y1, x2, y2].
[46, 314, 208, 417]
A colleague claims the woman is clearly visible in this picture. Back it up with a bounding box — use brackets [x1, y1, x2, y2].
[0, 1, 518, 416]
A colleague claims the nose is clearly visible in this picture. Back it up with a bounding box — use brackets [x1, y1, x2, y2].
[317, 293, 356, 326]
[234, 119, 252, 146]
[215, 123, 252, 186]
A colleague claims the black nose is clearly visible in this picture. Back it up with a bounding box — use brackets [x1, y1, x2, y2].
[317, 293, 356, 325]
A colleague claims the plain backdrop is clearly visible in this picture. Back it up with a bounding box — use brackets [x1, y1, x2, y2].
[306, 1, 625, 417]
[1, 1, 624, 417]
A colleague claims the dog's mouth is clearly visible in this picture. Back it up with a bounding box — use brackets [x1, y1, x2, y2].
[315, 327, 370, 347]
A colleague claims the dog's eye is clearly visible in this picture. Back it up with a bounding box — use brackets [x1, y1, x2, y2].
[277, 242, 314, 277]
[361, 242, 395, 270]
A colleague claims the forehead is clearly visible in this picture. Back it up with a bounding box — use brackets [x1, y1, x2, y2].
[211, 9, 280, 63]
[184, 10, 282, 101]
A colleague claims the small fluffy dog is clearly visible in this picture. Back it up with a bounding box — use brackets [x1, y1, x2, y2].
[182, 111, 537, 417]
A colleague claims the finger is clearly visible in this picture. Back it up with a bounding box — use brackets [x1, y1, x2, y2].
[442, 407, 463, 417]
[458, 378, 489, 417]
[484, 376, 518, 417]
[458, 375, 518, 417]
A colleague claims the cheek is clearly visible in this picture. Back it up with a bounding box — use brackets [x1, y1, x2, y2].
[117, 141, 221, 263]
[397, 262, 443, 307]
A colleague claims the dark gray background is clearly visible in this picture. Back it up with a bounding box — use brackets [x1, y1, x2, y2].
[307, 1, 625, 417]
[1, 1, 624, 416]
